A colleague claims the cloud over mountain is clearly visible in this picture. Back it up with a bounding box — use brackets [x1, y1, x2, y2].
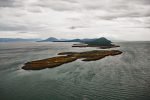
[0, 0, 150, 40]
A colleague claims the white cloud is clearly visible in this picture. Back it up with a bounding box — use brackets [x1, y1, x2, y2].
[0, 0, 150, 41]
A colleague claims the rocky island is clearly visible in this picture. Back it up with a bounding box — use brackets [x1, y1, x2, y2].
[22, 50, 122, 70]
[39, 37, 120, 49]
[22, 37, 122, 70]
[72, 37, 120, 49]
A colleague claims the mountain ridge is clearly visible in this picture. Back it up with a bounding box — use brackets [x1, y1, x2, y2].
[37, 37, 58, 42]
[0, 38, 41, 42]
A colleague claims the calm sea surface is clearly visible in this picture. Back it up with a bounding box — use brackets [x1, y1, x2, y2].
[0, 42, 150, 100]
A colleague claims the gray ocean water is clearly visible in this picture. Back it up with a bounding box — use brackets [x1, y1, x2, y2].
[0, 42, 150, 100]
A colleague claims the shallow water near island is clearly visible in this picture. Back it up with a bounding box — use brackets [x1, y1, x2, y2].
[0, 42, 150, 100]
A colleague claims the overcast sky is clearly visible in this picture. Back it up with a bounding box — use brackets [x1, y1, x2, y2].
[0, 0, 150, 41]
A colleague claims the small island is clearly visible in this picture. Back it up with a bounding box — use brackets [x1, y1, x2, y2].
[72, 37, 120, 49]
[39, 37, 120, 49]
[22, 37, 122, 70]
[22, 50, 122, 70]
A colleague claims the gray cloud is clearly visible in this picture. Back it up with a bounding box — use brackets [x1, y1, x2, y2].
[0, 0, 149, 40]
[0, 0, 23, 7]
[32, 0, 80, 11]
[132, 0, 150, 5]
[0, 0, 15, 7]
[61, 0, 78, 3]
[0, 23, 27, 31]
[97, 11, 150, 20]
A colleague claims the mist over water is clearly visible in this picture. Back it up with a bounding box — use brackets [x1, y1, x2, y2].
[0, 42, 150, 100]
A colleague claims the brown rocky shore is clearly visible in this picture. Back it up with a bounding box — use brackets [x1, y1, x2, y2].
[22, 50, 122, 70]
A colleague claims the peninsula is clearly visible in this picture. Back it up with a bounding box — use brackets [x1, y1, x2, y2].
[22, 50, 122, 70]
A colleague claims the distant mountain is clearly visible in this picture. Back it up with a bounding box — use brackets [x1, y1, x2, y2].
[38, 37, 113, 46]
[62, 39, 82, 42]
[38, 37, 58, 42]
[83, 37, 112, 46]
[53, 39, 82, 42]
[81, 38, 98, 42]
[59, 39, 68, 41]
[54, 37, 113, 46]
[0, 38, 41, 42]
[54, 38, 98, 42]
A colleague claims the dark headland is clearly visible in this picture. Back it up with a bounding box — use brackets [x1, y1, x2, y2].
[22, 37, 122, 70]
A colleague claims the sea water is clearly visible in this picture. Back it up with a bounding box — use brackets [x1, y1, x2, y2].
[0, 42, 150, 100]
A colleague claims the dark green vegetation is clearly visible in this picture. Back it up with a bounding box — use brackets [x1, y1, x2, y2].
[83, 37, 112, 46]
[71, 37, 119, 49]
